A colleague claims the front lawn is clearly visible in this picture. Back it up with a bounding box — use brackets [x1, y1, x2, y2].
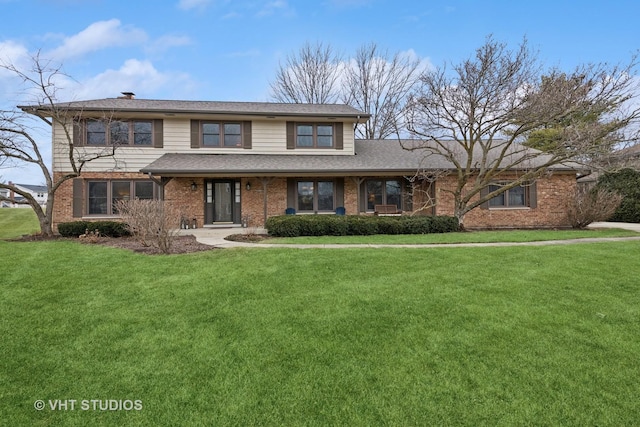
[2, 239, 640, 425]
[0, 208, 39, 238]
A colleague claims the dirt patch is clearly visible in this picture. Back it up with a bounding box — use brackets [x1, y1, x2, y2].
[9, 234, 217, 255]
[225, 233, 270, 243]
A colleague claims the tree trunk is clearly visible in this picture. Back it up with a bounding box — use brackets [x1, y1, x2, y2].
[454, 199, 467, 231]
[28, 198, 54, 237]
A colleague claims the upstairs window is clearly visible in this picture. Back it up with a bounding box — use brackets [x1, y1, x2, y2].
[83, 119, 157, 146]
[287, 122, 343, 150]
[191, 121, 251, 149]
[202, 122, 243, 147]
[296, 124, 334, 148]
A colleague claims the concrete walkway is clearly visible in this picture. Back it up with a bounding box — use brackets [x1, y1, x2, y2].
[180, 222, 640, 249]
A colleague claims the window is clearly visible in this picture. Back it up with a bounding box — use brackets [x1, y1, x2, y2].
[201, 122, 243, 147]
[296, 180, 335, 212]
[366, 179, 403, 211]
[487, 182, 531, 208]
[85, 119, 154, 146]
[87, 180, 156, 215]
[296, 124, 334, 148]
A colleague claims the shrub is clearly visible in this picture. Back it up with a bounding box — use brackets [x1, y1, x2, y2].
[115, 199, 181, 254]
[265, 214, 459, 237]
[596, 168, 640, 223]
[346, 216, 378, 235]
[58, 221, 129, 237]
[567, 186, 622, 228]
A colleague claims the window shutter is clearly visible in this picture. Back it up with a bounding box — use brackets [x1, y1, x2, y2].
[287, 178, 296, 209]
[243, 121, 252, 149]
[286, 122, 295, 149]
[72, 178, 83, 218]
[335, 122, 343, 150]
[73, 120, 85, 147]
[335, 178, 344, 208]
[153, 120, 163, 148]
[190, 120, 200, 148]
[529, 181, 537, 208]
[480, 185, 490, 209]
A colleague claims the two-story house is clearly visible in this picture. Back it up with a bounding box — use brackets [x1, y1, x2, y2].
[22, 94, 579, 231]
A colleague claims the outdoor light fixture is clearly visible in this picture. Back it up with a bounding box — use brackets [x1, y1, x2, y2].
[246, 182, 251, 191]
[190, 181, 197, 191]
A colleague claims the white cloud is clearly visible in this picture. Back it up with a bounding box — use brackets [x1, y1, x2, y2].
[256, 0, 293, 17]
[46, 19, 147, 61]
[72, 59, 195, 100]
[177, 0, 211, 10]
[146, 35, 192, 55]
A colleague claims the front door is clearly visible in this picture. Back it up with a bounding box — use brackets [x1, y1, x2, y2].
[205, 180, 239, 224]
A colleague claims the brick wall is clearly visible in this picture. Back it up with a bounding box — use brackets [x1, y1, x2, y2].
[241, 178, 287, 227]
[52, 171, 151, 231]
[163, 178, 205, 227]
[434, 173, 576, 228]
[52, 171, 577, 232]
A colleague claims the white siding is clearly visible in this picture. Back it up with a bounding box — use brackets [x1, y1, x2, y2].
[53, 118, 357, 172]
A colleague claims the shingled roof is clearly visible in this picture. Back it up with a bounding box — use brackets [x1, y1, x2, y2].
[141, 139, 581, 177]
[20, 98, 368, 119]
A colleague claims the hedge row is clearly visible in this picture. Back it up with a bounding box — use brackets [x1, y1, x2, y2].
[596, 168, 640, 223]
[265, 215, 459, 237]
[58, 221, 130, 238]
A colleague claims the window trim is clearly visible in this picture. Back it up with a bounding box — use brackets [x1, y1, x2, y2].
[295, 179, 336, 213]
[85, 179, 158, 216]
[483, 181, 536, 209]
[76, 119, 161, 147]
[364, 178, 405, 212]
[286, 121, 344, 150]
[191, 120, 252, 149]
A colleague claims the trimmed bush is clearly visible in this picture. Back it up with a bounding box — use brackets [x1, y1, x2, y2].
[596, 168, 640, 223]
[265, 214, 459, 237]
[58, 220, 129, 238]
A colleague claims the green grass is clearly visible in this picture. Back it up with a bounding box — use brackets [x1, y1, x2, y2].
[2, 239, 640, 426]
[265, 227, 639, 244]
[0, 208, 39, 239]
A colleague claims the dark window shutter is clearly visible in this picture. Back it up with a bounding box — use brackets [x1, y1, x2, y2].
[286, 122, 295, 149]
[335, 122, 343, 150]
[480, 185, 490, 209]
[287, 178, 296, 209]
[190, 120, 200, 148]
[335, 178, 344, 208]
[153, 120, 163, 148]
[73, 120, 85, 147]
[72, 178, 83, 218]
[529, 181, 537, 208]
[403, 179, 413, 212]
[243, 121, 252, 149]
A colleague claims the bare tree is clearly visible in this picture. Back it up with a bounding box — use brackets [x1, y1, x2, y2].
[566, 186, 622, 229]
[403, 36, 640, 227]
[270, 41, 342, 104]
[342, 43, 423, 139]
[0, 53, 118, 236]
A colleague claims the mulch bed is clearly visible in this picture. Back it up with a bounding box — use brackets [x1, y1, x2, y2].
[9, 234, 217, 255]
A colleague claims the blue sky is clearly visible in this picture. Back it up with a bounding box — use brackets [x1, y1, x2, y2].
[1, 0, 639, 184]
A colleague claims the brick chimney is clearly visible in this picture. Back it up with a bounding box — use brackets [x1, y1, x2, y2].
[119, 92, 135, 99]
